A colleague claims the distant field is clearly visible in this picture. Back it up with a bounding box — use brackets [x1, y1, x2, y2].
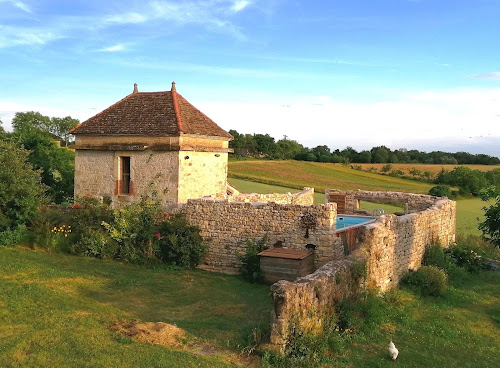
[356, 163, 500, 174]
[229, 160, 434, 194]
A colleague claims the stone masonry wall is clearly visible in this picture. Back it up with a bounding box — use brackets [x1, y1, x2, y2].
[326, 189, 441, 213]
[229, 187, 314, 206]
[269, 193, 456, 348]
[270, 257, 361, 347]
[75, 150, 179, 208]
[177, 151, 228, 203]
[184, 199, 342, 272]
[362, 198, 456, 292]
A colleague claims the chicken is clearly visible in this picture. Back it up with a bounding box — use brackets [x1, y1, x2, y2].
[388, 341, 399, 360]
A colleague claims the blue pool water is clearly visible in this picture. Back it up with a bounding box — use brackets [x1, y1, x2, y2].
[336, 216, 374, 230]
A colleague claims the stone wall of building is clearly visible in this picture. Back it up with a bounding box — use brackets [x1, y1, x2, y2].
[184, 199, 342, 272]
[325, 189, 442, 214]
[177, 151, 229, 203]
[228, 187, 314, 206]
[74, 150, 179, 208]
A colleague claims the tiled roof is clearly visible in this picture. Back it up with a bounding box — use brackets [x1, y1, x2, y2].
[70, 83, 233, 139]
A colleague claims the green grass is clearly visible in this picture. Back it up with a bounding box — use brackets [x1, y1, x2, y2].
[229, 160, 434, 194]
[0, 247, 271, 367]
[456, 198, 487, 236]
[334, 271, 500, 367]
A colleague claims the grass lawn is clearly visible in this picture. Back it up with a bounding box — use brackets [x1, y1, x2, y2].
[228, 160, 434, 194]
[0, 247, 271, 368]
[328, 271, 500, 368]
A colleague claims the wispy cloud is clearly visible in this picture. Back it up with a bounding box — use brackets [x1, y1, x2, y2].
[104, 12, 147, 24]
[97, 43, 128, 52]
[0, 25, 60, 48]
[474, 72, 500, 81]
[231, 0, 251, 13]
[0, 0, 32, 13]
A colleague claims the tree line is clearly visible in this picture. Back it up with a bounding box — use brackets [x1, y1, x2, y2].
[229, 130, 500, 165]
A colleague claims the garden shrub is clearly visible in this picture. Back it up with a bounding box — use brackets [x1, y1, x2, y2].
[445, 245, 486, 273]
[400, 266, 448, 296]
[156, 214, 207, 268]
[428, 184, 453, 198]
[31, 208, 73, 252]
[102, 194, 162, 264]
[70, 195, 113, 243]
[238, 236, 268, 283]
[0, 225, 31, 246]
[423, 244, 450, 269]
[70, 228, 117, 259]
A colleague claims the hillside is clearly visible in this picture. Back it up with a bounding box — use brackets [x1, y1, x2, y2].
[228, 160, 434, 194]
[356, 163, 500, 174]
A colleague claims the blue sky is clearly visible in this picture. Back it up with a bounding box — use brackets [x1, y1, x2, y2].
[1, 0, 499, 156]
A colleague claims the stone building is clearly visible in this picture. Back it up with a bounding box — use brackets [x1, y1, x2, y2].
[70, 83, 233, 207]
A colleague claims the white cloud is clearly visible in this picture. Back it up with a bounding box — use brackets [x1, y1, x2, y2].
[0, 25, 61, 47]
[231, 0, 251, 13]
[104, 12, 147, 24]
[97, 43, 127, 52]
[474, 72, 500, 81]
[0, 0, 32, 13]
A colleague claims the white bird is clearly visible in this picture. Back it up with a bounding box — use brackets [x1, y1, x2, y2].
[388, 341, 399, 360]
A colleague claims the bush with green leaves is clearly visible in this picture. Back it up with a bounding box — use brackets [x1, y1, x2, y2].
[238, 236, 268, 283]
[400, 265, 448, 296]
[102, 193, 162, 263]
[423, 244, 450, 269]
[428, 184, 453, 198]
[31, 208, 73, 252]
[156, 214, 207, 269]
[70, 228, 117, 259]
[0, 140, 46, 233]
[478, 187, 500, 248]
[0, 225, 31, 246]
[445, 246, 485, 273]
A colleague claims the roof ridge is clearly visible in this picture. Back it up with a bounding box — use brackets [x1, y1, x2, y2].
[171, 88, 184, 133]
[69, 92, 137, 134]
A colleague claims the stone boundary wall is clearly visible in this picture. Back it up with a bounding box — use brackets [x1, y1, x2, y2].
[183, 198, 342, 272]
[269, 194, 456, 348]
[362, 198, 456, 292]
[269, 256, 361, 347]
[228, 187, 314, 206]
[325, 189, 442, 213]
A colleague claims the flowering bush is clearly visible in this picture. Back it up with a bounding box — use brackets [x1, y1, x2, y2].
[445, 246, 486, 273]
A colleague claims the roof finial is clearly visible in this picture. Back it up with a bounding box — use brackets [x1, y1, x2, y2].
[171, 81, 176, 92]
[133, 83, 138, 93]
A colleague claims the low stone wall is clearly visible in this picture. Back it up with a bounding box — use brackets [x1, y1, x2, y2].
[270, 256, 362, 347]
[362, 198, 456, 291]
[184, 198, 342, 272]
[269, 193, 456, 348]
[326, 189, 441, 213]
[229, 187, 314, 206]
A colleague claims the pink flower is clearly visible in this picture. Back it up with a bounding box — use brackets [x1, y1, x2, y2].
[155, 233, 161, 239]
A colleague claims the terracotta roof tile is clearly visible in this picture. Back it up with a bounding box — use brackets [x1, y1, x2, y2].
[70, 86, 232, 139]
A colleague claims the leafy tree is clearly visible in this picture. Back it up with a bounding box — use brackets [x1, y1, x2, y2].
[277, 138, 303, 159]
[253, 133, 277, 157]
[50, 116, 79, 146]
[0, 140, 46, 231]
[478, 187, 500, 247]
[12, 111, 52, 135]
[14, 132, 75, 203]
[312, 145, 331, 162]
[371, 146, 391, 163]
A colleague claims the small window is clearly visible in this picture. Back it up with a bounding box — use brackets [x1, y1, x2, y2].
[120, 156, 131, 194]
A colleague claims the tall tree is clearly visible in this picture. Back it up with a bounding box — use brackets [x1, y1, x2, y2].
[0, 140, 46, 231]
[50, 116, 79, 146]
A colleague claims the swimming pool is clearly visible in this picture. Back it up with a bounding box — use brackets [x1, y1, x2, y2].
[336, 215, 375, 230]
